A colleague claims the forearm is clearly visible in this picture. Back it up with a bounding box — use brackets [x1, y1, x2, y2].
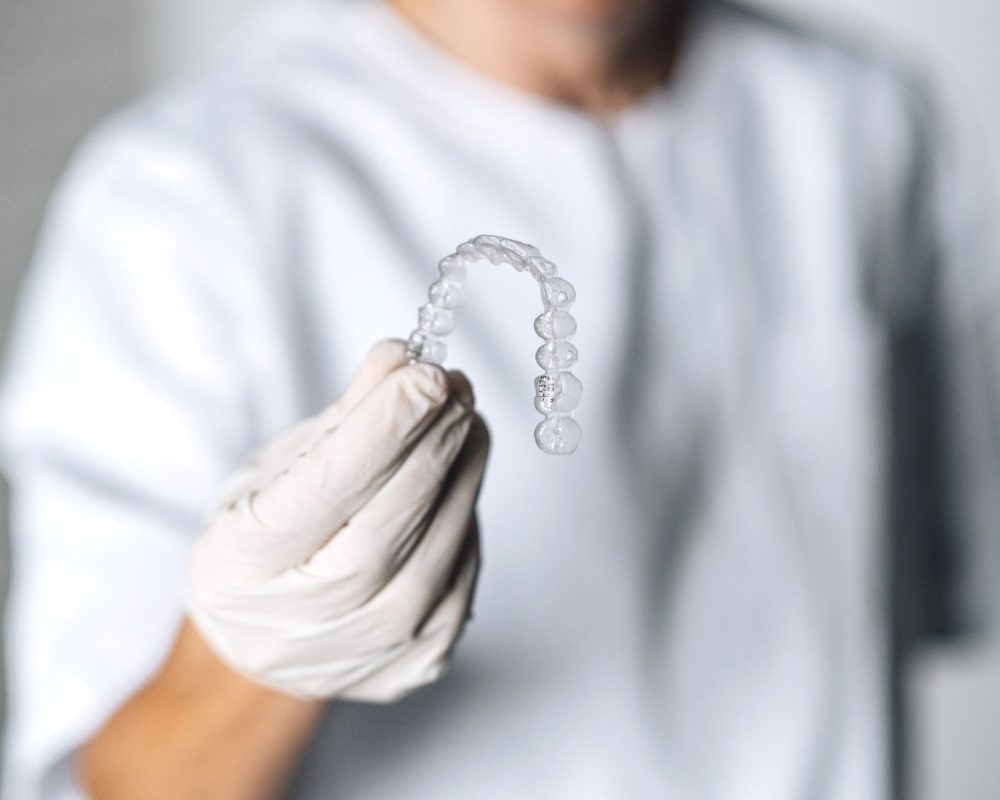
[81, 619, 325, 800]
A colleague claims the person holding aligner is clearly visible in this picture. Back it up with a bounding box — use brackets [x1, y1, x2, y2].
[0, 0, 997, 798]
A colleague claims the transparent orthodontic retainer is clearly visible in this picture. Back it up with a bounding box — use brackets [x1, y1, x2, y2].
[405, 235, 582, 456]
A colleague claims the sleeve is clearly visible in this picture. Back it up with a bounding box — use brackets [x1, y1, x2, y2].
[880, 71, 1000, 641]
[0, 112, 266, 798]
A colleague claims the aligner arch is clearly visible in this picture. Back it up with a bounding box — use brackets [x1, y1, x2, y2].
[405, 235, 582, 455]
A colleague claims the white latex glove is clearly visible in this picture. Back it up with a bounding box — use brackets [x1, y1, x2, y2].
[186, 339, 489, 702]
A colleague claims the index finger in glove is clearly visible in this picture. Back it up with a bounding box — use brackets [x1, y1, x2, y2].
[235, 361, 452, 570]
[316, 339, 412, 431]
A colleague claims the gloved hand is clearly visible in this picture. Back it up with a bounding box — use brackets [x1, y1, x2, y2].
[186, 339, 489, 702]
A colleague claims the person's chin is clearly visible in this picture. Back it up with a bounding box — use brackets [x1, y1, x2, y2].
[528, 0, 678, 26]
[532, 0, 640, 19]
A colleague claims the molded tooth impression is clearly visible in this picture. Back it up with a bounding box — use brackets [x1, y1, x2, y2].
[428, 278, 465, 309]
[534, 310, 577, 340]
[535, 341, 578, 371]
[418, 304, 456, 336]
[405, 234, 581, 455]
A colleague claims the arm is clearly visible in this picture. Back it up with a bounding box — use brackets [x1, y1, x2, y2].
[82, 621, 324, 800]
[80, 340, 485, 797]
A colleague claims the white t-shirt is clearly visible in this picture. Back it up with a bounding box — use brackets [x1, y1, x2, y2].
[1, 1, 997, 798]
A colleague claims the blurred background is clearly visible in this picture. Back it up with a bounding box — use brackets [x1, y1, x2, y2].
[1, 1, 997, 797]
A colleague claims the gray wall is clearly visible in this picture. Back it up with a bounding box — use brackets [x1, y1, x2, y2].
[1, 0, 139, 328]
[1, 1, 998, 797]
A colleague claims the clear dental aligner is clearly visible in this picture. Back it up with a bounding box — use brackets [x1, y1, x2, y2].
[405, 235, 582, 456]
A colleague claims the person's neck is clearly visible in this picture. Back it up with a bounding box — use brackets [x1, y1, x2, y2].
[387, 0, 691, 116]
